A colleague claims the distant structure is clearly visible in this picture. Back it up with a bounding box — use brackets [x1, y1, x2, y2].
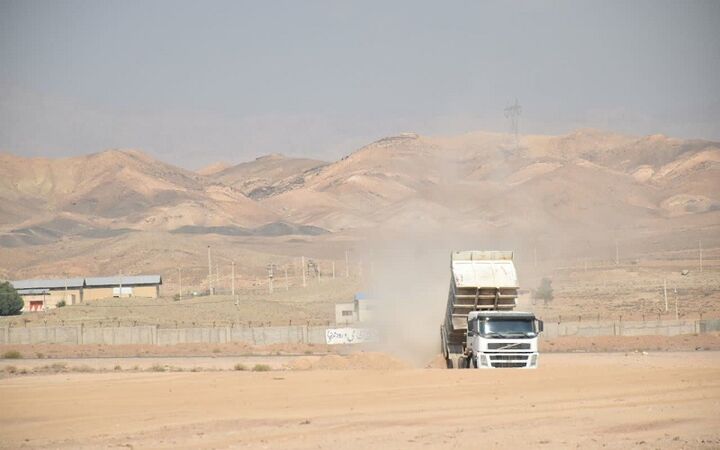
[334, 292, 376, 324]
[504, 99, 522, 151]
[10, 275, 162, 311]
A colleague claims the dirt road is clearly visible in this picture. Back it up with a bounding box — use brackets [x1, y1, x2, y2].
[2, 352, 719, 449]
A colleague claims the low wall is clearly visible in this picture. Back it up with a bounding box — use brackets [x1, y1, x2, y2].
[0, 324, 330, 346]
[1, 319, 717, 346]
[542, 319, 701, 339]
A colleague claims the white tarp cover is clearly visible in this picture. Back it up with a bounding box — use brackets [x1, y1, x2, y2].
[325, 327, 379, 345]
[452, 260, 518, 288]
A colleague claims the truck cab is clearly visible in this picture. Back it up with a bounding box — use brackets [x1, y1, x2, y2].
[465, 311, 543, 368]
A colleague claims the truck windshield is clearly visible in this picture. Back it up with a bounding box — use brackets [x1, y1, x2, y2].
[480, 319, 534, 338]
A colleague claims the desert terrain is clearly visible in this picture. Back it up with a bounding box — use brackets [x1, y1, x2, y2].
[1, 352, 719, 449]
[1, 129, 719, 449]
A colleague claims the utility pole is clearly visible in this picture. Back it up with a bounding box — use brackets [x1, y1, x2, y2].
[615, 240, 619, 266]
[231, 261, 235, 297]
[216, 263, 220, 290]
[178, 267, 182, 300]
[345, 250, 350, 277]
[663, 278, 668, 313]
[207, 246, 212, 295]
[504, 99, 522, 151]
[301, 256, 306, 287]
[674, 287, 679, 320]
[699, 240, 703, 272]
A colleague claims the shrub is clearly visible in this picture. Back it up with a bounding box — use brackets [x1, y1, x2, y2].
[149, 364, 166, 372]
[0, 282, 23, 316]
[4, 365, 17, 374]
[56, 300, 66, 308]
[114, 365, 122, 371]
[2, 350, 22, 359]
[533, 278, 554, 305]
[50, 362, 67, 372]
[233, 363, 246, 371]
[252, 364, 271, 372]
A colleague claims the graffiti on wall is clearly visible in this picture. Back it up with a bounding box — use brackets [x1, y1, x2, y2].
[325, 327, 379, 345]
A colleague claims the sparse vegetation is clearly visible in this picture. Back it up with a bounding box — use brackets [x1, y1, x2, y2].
[56, 300, 66, 308]
[252, 364, 271, 372]
[0, 282, 23, 316]
[149, 364, 166, 372]
[2, 350, 22, 359]
[233, 363, 246, 371]
[534, 278, 554, 305]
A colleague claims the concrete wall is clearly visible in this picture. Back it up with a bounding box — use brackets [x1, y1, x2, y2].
[83, 287, 114, 300]
[0, 319, 716, 346]
[541, 319, 700, 339]
[83, 285, 160, 300]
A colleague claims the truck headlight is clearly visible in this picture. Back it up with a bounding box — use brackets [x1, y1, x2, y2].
[480, 355, 489, 367]
[530, 355, 538, 367]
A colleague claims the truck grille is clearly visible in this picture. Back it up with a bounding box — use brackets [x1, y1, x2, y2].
[491, 362, 528, 368]
[488, 353, 530, 368]
[490, 354, 529, 361]
[488, 343, 530, 350]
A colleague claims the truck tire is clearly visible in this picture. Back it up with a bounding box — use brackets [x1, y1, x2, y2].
[440, 325, 449, 360]
[457, 356, 467, 369]
[445, 358, 453, 369]
[470, 355, 477, 368]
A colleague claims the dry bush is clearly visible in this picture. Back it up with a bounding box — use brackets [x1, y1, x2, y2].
[252, 364, 271, 372]
[2, 350, 22, 359]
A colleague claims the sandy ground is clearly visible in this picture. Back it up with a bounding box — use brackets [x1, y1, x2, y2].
[1, 352, 719, 449]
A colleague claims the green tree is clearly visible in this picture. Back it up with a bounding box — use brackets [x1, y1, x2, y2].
[534, 278, 554, 305]
[0, 282, 24, 316]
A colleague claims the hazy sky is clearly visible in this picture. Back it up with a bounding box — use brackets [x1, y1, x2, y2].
[1, 0, 719, 168]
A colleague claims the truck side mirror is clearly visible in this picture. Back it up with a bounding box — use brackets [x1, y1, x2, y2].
[536, 319, 544, 333]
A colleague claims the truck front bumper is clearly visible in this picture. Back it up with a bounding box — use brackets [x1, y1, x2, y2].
[477, 352, 538, 369]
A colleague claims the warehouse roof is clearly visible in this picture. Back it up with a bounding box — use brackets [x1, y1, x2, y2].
[84, 275, 162, 287]
[11, 278, 85, 290]
[16, 288, 51, 295]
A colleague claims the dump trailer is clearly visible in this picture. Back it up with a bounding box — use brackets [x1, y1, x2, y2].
[440, 250, 543, 369]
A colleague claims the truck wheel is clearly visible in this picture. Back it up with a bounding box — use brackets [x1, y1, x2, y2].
[470, 356, 477, 368]
[457, 356, 467, 369]
[445, 358, 453, 369]
[440, 325, 449, 359]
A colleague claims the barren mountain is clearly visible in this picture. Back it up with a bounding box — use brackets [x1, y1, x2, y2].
[260, 130, 720, 242]
[0, 149, 279, 244]
[1, 130, 718, 278]
[209, 153, 327, 199]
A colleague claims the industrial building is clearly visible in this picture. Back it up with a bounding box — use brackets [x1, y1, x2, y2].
[10, 275, 162, 311]
[334, 292, 376, 324]
[11, 278, 85, 311]
[84, 275, 162, 300]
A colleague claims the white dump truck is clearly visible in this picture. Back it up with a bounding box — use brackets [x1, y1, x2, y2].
[440, 250, 543, 369]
